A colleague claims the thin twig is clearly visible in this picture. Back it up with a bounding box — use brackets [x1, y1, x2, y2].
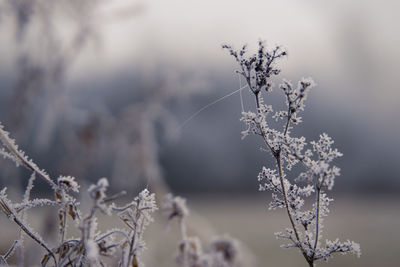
[311, 187, 321, 264]
[1, 206, 58, 266]
[3, 240, 18, 260]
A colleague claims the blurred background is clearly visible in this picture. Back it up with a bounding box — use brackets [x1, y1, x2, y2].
[0, 0, 399, 266]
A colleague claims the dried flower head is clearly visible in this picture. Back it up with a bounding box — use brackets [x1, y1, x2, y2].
[163, 193, 189, 221]
[210, 236, 239, 264]
[57, 176, 80, 193]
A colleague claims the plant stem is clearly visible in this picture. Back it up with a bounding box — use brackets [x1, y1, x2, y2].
[3, 240, 18, 260]
[13, 214, 57, 266]
[276, 154, 310, 265]
[312, 187, 321, 263]
[252, 77, 312, 266]
[0, 198, 57, 266]
[283, 107, 291, 135]
[254, 93, 276, 156]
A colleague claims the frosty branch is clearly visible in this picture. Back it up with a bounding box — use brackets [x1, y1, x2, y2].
[223, 41, 361, 266]
[0, 122, 158, 267]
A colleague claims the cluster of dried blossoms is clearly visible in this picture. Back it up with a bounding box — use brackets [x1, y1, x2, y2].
[163, 194, 240, 267]
[223, 41, 360, 266]
[0, 122, 157, 267]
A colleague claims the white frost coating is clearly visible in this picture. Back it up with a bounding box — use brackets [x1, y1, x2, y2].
[86, 239, 99, 263]
[224, 41, 360, 265]
[0, 122, 159, 266]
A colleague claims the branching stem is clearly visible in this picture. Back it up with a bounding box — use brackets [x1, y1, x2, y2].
[255, 90, 313, 265]
[276, 154, 311, 265]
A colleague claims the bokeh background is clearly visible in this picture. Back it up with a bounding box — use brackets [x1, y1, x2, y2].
[0, 0, 399, 266]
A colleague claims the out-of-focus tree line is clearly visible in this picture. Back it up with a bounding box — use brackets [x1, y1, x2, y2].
[0, 0, 399, 195]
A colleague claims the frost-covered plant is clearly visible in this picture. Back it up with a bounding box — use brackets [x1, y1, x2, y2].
[223, 41, 360, 266]
[0, 121, 157, 267]
[163, 194, 241, 267]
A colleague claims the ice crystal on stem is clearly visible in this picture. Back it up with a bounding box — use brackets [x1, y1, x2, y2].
[224, 41, 360, 266]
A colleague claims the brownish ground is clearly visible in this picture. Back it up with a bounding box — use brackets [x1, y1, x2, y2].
[1, 195, 399, 266]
